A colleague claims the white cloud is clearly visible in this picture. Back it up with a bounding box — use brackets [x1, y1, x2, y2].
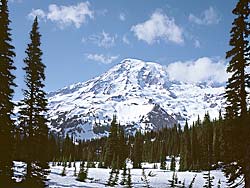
[119, 13, 126, 21]
[131, 10, 184, 45]
[28, 9, 46, 20]
[88, 31, 116, 48]
[47, 2, 93, 28]
[28, 2, 93, 29]
[189, 7, 220, 25]
[166, 57, 228, 84]
[194, 39, 201, 48]
[86, 53, 119, 64]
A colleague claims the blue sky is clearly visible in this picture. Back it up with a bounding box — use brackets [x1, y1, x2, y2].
[9, 0, 237, 100]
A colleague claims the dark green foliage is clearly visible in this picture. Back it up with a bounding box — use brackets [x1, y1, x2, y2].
[117, 124, 128, 168]
[17, 17, 49, 187]
[87, 161, 95, 168]
[107, 169, 114, 186]
[120, 162, 127, 185]
[225, 0, 249, 118]
[98, 161, 105, 168]
[0, 0, 16, 186]
[74, 162, 77, 176]
[104, 116, 118, 167]
[127, 168, 132, 188]
[191, 123, 199, 170]
[160, 144, 166, 170]
[168, 171, 178, 187]
[61, 166, 66, 176]
[170, 156, 176, 171]
[223, 3, 250, 184]
[153, 163, 157, 169]
[68, 155, 72, 168]
[104, 116, 128, 169]
[62, 134, 75, 161]
[112, 169, 119, 186]
[160, 159, 166, 170]
[107, 169, 117, 186]
[180, 120, 191, 171]
[203, 170, 214, 188]
[179, 112, 226, 173]
[223, 160, 245, 187]
[200, 113, 213, 170]
[222, 0, 250, 182]
[76, 161, 88, 182]
[132, 131, 143, 168]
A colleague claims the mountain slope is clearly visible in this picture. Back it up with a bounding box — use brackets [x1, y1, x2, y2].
[47, 58, 225, 139]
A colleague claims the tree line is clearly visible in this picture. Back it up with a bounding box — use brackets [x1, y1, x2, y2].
[43, 109, 249, 187]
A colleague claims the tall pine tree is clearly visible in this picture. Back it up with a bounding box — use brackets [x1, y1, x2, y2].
[0, 0, 16, 186]
[224, 0, 250, 187]
[104, 115, 118, 167]
[225, 0, 250, 118]
[132, 131, 143, 168]
[18, 17, 49, 187]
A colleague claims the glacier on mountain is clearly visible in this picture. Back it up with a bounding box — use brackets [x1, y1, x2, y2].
[47, 58, 226, 140]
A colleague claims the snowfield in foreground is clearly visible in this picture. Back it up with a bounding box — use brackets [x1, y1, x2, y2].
[14, 161, 244, 188]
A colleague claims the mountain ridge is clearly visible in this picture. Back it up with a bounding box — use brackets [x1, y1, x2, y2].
[46, 58, 226, 140]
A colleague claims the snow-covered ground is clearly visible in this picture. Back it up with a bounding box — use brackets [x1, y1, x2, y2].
[14, 160, 244, 188]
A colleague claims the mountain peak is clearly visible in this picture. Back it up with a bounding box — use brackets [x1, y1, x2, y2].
[116, 58, 166, 72]
[47, 58, 226, 140]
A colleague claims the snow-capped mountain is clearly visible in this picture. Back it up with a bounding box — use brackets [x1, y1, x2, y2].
[47, 58, 226, 140]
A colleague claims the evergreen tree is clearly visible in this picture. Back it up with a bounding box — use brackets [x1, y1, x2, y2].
[168, 171, 178, 187]
[104, 116, 118, 167]
[224, 0, 250, 187]
[18, 17, 49, 187]
[213, 119, 222, 164]
[107, 168, 115, 186]
[160, 155, 166, 170]
[120, 162, 127, 185]
[73, 161, 77, 176]
[225, 0, 250, 118]
[170, 156, 176, 171]
[127, 168, 132, 188]
[0, 0, 16, 186]
[76, 161, 88, 182]
[181, 120, 191, 171]
[111, 169, 119, 186]
[132, 131, 143, 168]
[200, 113, 213, 170]
[160, 142, 166, 170]
[191, 124, 199, 170]
[61, 165, 66, 176]
[203, 170, 214, 188]
[117, 124, 128, 168]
